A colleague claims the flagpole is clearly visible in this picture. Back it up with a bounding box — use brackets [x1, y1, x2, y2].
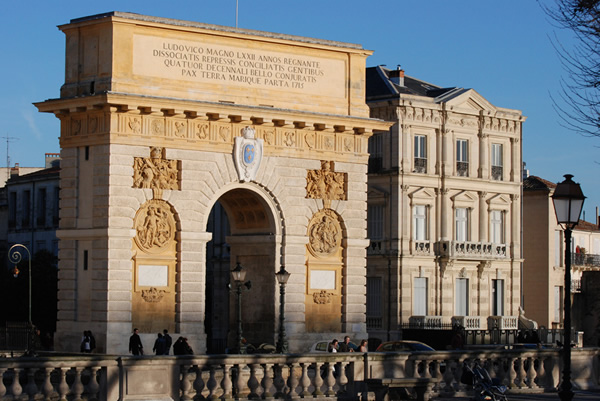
[236, 0, 239, 28]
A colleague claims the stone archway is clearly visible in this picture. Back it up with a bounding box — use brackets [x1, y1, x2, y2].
[35, 12, 390, 353]
[205, 187, 281, 353]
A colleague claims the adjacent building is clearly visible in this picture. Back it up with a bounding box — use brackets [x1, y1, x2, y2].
[365, 66, 525, 342]
[523, 174, 600, 332]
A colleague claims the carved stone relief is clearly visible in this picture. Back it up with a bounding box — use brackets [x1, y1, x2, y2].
[195, 122, 209, 139]
[133, 199, 176, 254]
[313, 290, 335, 304]
[141, 287, 166, 303]
[129, 117, 141, 134]
[133, 147, 180, 193]
[306, 161, 347, 204]
[307, 208, 342, 257]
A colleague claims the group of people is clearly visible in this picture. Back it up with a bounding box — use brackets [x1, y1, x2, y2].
[128, 328, 194, 355]
[328, 336, 368, 353]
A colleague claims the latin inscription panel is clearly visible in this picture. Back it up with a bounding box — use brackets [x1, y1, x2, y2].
[133, 34, 346, 99]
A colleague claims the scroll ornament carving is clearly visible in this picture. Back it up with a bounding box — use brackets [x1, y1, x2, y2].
[263, 129, 275, 145]
[284, 131, 296, 147]
[308, 209, 342, 257]
[133, 147, 180, 191]
[218, 125, 230, 142]
[343, 138, 353, 152]
[195, 122, 209, 139]
[134, 199, 176, 253]
[306, 161, 347, 201]
[174, 121, 187, 138]
[313, 290, 335, 304]
[151, 119, 164, 136]
[141, 287, 166, 303]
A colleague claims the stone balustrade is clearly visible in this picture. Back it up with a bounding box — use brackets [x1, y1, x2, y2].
[0, 348, 598, 400]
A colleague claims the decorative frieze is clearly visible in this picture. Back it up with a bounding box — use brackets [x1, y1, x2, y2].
[141, 287, 166, 303]
[313, 290, 335, 304]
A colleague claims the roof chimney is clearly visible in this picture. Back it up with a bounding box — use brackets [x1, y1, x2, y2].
[389, 65, 405, 87]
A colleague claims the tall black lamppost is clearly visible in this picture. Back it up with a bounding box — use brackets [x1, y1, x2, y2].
[552, 174, 585, 401]
[231, 262, 251, 354]
[8, 244, 33, 352]
[275, 266, 290, 353]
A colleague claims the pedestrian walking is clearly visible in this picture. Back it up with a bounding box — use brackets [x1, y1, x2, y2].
[129, 328, 144, 355]
[163, 329, 172, 355]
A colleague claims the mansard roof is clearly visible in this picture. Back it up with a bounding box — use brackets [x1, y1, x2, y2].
[366, 66, 458, 100]
[366, 65, 524, 118]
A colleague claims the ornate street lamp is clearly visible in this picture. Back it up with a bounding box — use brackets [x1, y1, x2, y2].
[231, 262, 251, 354]
[275, 266, 291, 353]
[552, 174, 585, 401]
[8, 244, 33, 353]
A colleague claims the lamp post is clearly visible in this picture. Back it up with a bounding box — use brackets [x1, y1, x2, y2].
[551, 174, 585, 401]
[231, 262, 251, 354]
[8, 244, 33, 352]
[275, 266, 290, 353]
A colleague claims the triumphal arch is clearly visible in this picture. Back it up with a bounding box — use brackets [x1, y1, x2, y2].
[35, 12, 390, 353]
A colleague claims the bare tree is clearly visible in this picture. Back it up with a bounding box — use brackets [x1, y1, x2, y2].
[541, 0, 600, 136]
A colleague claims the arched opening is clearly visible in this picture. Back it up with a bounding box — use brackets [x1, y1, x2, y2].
[205, 188, 279, 354]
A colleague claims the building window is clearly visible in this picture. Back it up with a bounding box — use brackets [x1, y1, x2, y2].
[555, 231, 563, 267]
[492, 279, 504, 315]
[368, 205, 384, 240]
[413, 277, 428, 315]
[491, 143, 503, 180]
[554, 285, 563, 325]
[414, 135, 427, 173]
[413, 205, 427, 241]
[456, 139, 469, 177]
[8, 191, 16, 227]
[22, 190, 31, 227]
[37, 187, 47, 227]
[53, 186, 60, 226]
[455, 278, 469, 316]
[367, 277, 383, 329]
[368, 134, 383, 173]
[455, 208, 469, 242]
[490, 210, 504, 244]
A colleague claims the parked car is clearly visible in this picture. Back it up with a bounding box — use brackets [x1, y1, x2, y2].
[375, 340, 435, 352]
[309, 340, 358, 353]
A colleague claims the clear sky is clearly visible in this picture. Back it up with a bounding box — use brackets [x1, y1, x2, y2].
[2, 1, 598, 220]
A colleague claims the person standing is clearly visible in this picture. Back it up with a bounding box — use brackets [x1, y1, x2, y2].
[358, 339, 368, 353]
[338, 336, 354, 352]
[129, 328, 144, 355]
[328, 339, 338, 353]
[163, 329, 172, 355]
[153, 333, 166, 355]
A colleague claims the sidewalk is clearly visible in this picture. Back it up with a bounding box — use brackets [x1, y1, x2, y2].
[434, 390, 600, 400]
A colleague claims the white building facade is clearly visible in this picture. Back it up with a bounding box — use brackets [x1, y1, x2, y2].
[365, 66, 525, 342]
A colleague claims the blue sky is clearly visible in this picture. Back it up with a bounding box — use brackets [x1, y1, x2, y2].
[2, 1, 599, 220]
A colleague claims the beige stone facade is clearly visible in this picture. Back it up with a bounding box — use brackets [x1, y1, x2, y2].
[523, 175, 600, 330]
[35, 12, 390, 353]
[365, 67, 525, 341]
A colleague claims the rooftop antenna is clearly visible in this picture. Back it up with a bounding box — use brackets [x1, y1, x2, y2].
[2, 135, 18, 182]
[236, 0, 239, 28]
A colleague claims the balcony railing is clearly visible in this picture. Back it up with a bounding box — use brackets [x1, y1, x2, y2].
[413, 240, 431, 255]
[487, 315, 518, 330]
[451, 315, 485, 330]
[571, 253, 600, 267]
[0, 348, 599, 400]
[456, 161, 469, 177]
[413, 157, 427, 173]
[439, 241, 507, 259]
[366, 316, 383, 330]
[408, 315, 446, 329]
[491, 165, 503, 180]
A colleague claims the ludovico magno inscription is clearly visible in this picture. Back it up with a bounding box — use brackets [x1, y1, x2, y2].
[133, 35, 345, 98]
